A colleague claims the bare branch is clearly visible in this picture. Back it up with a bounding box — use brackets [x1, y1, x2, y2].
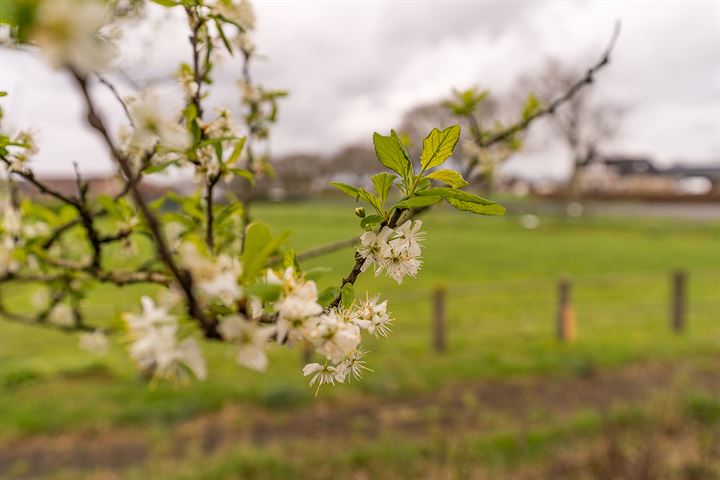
[70, 70, 219, 339]
[97, 74, 135, 128]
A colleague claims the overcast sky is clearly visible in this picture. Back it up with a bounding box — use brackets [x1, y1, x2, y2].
[0, 0, 718, 180]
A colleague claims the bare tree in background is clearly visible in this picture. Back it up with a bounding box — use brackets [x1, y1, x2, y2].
[520, 58, 623, 198]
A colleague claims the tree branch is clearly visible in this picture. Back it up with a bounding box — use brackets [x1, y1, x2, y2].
[70, 71, 219, 339]
[291, 24, 621, 264]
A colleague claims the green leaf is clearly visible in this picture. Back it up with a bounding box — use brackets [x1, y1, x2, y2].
[392, 195, 442, 210]
[150, 0, 179, 6]
[245, 283, 283, 302]
[360, 214, 384, 230]
[446, 197, 505, 216]
[391, 129, 412, 168]
[214, 19, 234, 55]
[229, 168, 254, 184]
[417, 188, 505, 215]
[341, 283, 355, 309]
[0, 91, 7, 97]
[227, 136, 247, 165]
[357, 188, 383, 215]
[97, 195, 122, 218]
[373, 132, 411, 178]
[329, 182, 360, 200]
[425, 169, 468, 189]
[242, 222, 289, 281]
[283, 249, 299, 270]
[318, 286, 340, 308]
[371, 172, 395, 204]
[143, 162, 175, 174]
[419, 125, 461, 171]
[215, 202, 244, 225]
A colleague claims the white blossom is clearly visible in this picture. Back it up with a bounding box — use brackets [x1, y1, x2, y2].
[128, 93, 191, 151]
[303, 362, 345, 395]
[179, 244, 243, 306]
[311, 310, 362, 364]
[124, 297, 206, 381]
[79, 331, 109, 354]
[358, 221, 426, 284]
[218, 314, 275, 371]
[48, 304, 74, 327]
[338, 346, 371, 382]
[267, 267, 324, 343]
[380, 249, 422, 284]
[30, 0, 113, 73]
[389, 220, 426, 257]
[124, 296, 175, 332]
[354, 295, 393, 337]
[1, 201, 21, 237]
[357, 226, 392, 273]
[128, 325, 206, 381]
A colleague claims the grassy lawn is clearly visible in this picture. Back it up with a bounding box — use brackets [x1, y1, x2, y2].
[0, 200, 718, 439]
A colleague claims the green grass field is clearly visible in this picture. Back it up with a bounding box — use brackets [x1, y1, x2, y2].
[0, 200, 719, 478]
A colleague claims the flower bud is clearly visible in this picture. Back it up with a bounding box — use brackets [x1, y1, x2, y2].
[354, 207, 366, 218]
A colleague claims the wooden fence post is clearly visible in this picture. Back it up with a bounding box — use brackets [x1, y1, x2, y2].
[432, 285, 446, 353]
[557, 277, 575, 342]
[671, 270, 687, 333]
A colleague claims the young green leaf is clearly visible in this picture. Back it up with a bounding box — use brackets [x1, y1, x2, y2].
[329, 182, 360, 200]
[416, 188, 505, 215]
[446, 197, 505, 216]
[341, 283, 355, 309]
[360, 214, 384, 230]
[357, 188, 383, 215]
[318, 286, 341, 308]
[245, 283, 283, 302]
[425, 169, 469, 189]
[242, 222, 289, 281]
[419, 125, 461, 171]
[391, 129, 412, 167]
[371, 172, 395, 204]
[392, 195, 442, 210]
[226, 136, 247, 165]
[373, 132, 411, 178]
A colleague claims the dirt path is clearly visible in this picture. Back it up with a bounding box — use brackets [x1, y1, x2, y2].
[1, 359, 718, 478]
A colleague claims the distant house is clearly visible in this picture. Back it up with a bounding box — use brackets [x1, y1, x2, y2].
[576, 154, 720, 197]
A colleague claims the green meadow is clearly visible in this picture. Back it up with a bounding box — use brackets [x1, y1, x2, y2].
[1, 200, 718, 441]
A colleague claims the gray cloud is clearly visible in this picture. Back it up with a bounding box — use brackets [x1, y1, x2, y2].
[0, 0, 717, 179]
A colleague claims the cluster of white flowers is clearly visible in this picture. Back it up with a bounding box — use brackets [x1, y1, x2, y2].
[267, 267, 324, 344]
[218, 298, 274, 371]
[29, 0, 113, 74]
[0, 200, 21, 276]
[126, 92, 191, 153]
[300, 294, 394, 394]
[357, 219, 426, 284]
[124, 296, 207, 381]
[179, 243, 243, 307]
[2, 131, 37, 174]
[192, 109, 241, 183]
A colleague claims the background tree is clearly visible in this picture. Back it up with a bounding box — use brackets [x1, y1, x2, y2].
[518, 57, 624, 198]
